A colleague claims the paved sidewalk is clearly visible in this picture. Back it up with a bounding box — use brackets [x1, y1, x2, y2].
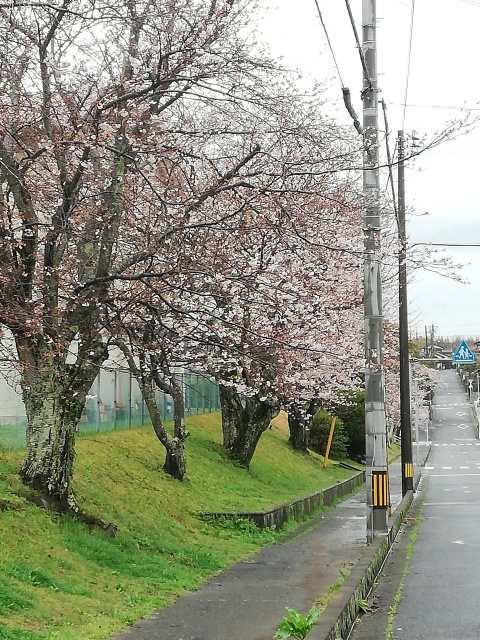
[115, 445, 430, 640]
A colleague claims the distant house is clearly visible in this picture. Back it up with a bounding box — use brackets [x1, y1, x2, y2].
[418, 342, 453, 369]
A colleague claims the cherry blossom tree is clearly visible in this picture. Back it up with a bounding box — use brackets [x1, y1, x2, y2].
[95, 84, 366, 470]
[0, 0, 318, 510]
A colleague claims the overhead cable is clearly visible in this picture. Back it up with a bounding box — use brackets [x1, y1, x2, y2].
[313, 0, 345, 86]
[381, 99, 398, 226]
[392, 102, 480, 111]
[402, 0, 416, 129]
[344, 0, 373, 93]
[313, 0, 363, 134]
[342, 88, 363, 135]
[412, 243, 480, 247]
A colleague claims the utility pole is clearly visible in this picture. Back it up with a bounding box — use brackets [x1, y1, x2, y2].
[362, 0, 389, 541]
[397, 130, 413, 495]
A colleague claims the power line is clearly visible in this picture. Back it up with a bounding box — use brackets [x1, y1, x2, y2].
[313, 1, 363, 134]
[380, 99, 398, 225]
[313, 0, 345, 87]
[344, 0, 373, 92]
[402, 0, 416, 130]
[411, 243, 480, 247]
[390, 102, 480, 111]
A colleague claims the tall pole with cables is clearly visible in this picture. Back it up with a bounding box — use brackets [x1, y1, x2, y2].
[362, 0, 389, 541]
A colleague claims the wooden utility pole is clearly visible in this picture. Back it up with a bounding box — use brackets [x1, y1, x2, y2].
[398, 130, 413, 495]
[362, 0, 389, 541]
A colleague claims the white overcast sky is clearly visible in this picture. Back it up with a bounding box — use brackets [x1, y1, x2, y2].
[258, 0, 480, 341]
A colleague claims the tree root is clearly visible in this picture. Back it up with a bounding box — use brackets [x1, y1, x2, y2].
[73, 511, 118, 538]
[0, 499, 21, 511]
[12, 490, 118, 537]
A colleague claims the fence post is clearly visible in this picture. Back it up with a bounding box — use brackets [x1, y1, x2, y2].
[128, 372, 132, 428]
[96, 372, 101, 433]
[113, 369, 117, 430]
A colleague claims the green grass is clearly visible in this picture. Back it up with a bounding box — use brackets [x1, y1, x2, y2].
[388, 441, 401, 462]
[0, 411, 357, 640]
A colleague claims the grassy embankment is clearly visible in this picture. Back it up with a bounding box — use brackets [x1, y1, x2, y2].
[0, 411, 360, 640]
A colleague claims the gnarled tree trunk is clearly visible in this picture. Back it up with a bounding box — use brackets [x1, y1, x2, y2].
[18, 342, 103, 512]
[220, 385, 279, 467]
[163, 383, 189, 479]
[116, 339, 189, 480]
[287, 404, 309, 452]
[287, 400, 318, 452]
[142, 378, 188, 480]
[219, 385, 242, 450]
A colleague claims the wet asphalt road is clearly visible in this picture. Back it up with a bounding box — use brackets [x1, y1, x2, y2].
[351, 368, 480, 640]
[114, 482, 370, 640]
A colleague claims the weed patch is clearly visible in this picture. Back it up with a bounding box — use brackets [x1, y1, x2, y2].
[0, 626, 46, 640]
[3, 562, 91, 597]
[0, 581, 33, 614]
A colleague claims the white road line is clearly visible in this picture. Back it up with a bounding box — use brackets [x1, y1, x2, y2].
[425, 501, 480, 506]
[429, 473, 480, 477]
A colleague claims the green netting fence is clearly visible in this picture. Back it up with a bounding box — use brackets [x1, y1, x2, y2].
[0, 371, 220, 451]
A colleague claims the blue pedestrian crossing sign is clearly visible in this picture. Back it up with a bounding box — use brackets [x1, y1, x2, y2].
[452, 340, 476, 363]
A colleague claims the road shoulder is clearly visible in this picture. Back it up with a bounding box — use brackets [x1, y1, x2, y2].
[348, 477, 428, 640]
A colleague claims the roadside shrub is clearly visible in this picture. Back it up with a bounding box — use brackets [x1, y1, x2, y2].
[335, 391, 366, 460]
[308, 410, 348, 460]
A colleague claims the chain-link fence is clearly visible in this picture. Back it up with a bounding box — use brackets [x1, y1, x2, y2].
[0, 371, 220, 450]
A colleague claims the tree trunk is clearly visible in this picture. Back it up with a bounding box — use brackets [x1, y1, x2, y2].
[163, 435, 187, 480]
[287, 403, 309, 452]
[288, 400, 318, 452]
[219, 385, 242, 450]
[220, 386, 279, 468]
[127, 367, 187, 480]
[142, 382, 188, 480]
[15, 329, 108, 512]
[116, 339, 189, 480]
[163, 382, 189, 480]
[19, 366, 91, 512]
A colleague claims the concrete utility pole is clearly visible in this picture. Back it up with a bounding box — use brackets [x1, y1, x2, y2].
[431, 323, 436, 353]
[362, 0, 389, 541]
[397, 130, 413, 495]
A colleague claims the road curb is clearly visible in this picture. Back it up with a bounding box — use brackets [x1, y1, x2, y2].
[308, 457, 428, 640]
[307, 489, 413, 640]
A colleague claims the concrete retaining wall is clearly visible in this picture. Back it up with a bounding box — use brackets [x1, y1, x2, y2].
[202, 471, 365, 530]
